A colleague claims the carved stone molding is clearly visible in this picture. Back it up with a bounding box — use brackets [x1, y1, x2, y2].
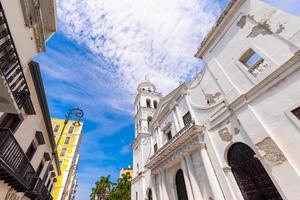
[152, 136, 201, 173]
[255, 137, 287, 166]
[218, 127, 233, 142]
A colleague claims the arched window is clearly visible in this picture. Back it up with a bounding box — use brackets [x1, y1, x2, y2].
[147, 116, 152, 127]
[175, 169, 188, 200]
[228, 143, 282, 200]
[146, 99, 151, 108]
[153, 100, 158, 109]
[147, 189, 153, 200]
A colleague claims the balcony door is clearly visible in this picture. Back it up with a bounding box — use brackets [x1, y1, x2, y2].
[175, 169, 188, 200]
[228, 143, 282, 200]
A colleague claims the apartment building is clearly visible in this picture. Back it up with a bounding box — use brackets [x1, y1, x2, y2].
[120, 166, 133, 180]
[51, 119, 83, 200]
[0, 0, 59, 199]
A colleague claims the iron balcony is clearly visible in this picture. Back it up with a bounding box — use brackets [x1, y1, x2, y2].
[0, 128, 53, 199]
[0, 4, 30, 113]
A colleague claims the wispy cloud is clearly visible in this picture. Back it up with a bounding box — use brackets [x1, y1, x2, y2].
[37, 0, 300, 200]
[57, 0, 221, 98]
[45, 1, 223, 200]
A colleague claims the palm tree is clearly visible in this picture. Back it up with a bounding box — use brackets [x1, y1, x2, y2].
[90, 175, 113, 200]
[106, 172, 131, 200]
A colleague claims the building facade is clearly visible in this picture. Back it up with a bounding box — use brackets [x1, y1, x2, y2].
[0, 0, 60, 199]
[131, 0, 300, 200]
[51, 118, 82, 200]
[120, 166, 133, 179]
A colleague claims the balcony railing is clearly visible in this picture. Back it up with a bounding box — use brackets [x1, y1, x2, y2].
[0, 128, 35, 192]
[0, 128, 53, 199]
[28, 177, 53, 200]
[0, 4, 30, 109]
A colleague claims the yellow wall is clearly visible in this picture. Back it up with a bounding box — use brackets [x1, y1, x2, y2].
[51, 118, 83, 200]
[120, 168, 133, 180]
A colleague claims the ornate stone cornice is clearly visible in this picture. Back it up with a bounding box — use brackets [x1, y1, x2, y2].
[20, 0, 46, 52]
[146, 122, 204, 170]
[151, 136, 202, 174]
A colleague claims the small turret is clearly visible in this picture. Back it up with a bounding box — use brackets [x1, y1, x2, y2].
[134, 79, 161, 138]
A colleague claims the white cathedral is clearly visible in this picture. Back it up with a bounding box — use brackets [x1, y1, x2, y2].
[131, 0, 300, 199]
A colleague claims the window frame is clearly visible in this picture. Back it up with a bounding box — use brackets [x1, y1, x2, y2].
[60, 147, 67, 157]
[183, 111, 192, 127]
[0, 113, 22, 133]
[64, 136, 71, 145]
[53, 125, 60, 132]
[285, 101, 300, 129]
[153, 100, 158, 109]
[146, 99, 151, 108]
[26, 141, 37, 161]
[154, 143, 158, 153]
[68, 126, 74, 134]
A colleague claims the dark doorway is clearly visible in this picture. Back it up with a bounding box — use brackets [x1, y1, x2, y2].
[175, 169, 188, 200]
[148, 189, 153, 200]
[228, 143, 282, 200]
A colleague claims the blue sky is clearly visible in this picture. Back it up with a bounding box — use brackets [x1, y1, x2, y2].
[34, 0, 299, 199]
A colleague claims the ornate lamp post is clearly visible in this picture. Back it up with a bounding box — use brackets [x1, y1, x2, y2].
[42, 108, 84, 195]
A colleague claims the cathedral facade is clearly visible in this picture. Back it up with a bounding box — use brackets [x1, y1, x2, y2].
[131, 0, 300, 199]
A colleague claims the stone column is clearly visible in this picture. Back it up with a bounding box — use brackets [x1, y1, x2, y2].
[184, 153, 204, 200]
[151, 174, 159, 200]
[158, 172, 164, 200]
[157, 127, 162, 148]
[172, 109, 180, 132]
[175, 106, 184, 128]
[180, 156, 195, 200]
[158, 169, 169, 200]
[200, 144, 225, 200]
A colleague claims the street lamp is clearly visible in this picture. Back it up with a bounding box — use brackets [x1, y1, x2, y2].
[42, 108, 84, 193]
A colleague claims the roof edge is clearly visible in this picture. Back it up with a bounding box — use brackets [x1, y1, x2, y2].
[28, 61, 61, 175]
[195, 0, 246, 59]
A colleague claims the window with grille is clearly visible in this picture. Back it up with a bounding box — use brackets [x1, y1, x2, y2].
[239, 49, 268, 76]
[183, 112, 192, 126]
[291, 107, 300, 120]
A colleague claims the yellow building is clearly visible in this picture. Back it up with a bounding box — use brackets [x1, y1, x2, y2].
[51, 118, 83, 200]
[120, 166, 133, 180]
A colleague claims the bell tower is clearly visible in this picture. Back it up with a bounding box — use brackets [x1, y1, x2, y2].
[132, 79, 161, 179]
[134, 80, 161, 137]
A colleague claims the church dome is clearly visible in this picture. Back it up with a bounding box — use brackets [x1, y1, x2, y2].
[137, 80, 156, 92]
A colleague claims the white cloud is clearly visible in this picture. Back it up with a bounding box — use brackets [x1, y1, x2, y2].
[57, 0, 221, 98]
